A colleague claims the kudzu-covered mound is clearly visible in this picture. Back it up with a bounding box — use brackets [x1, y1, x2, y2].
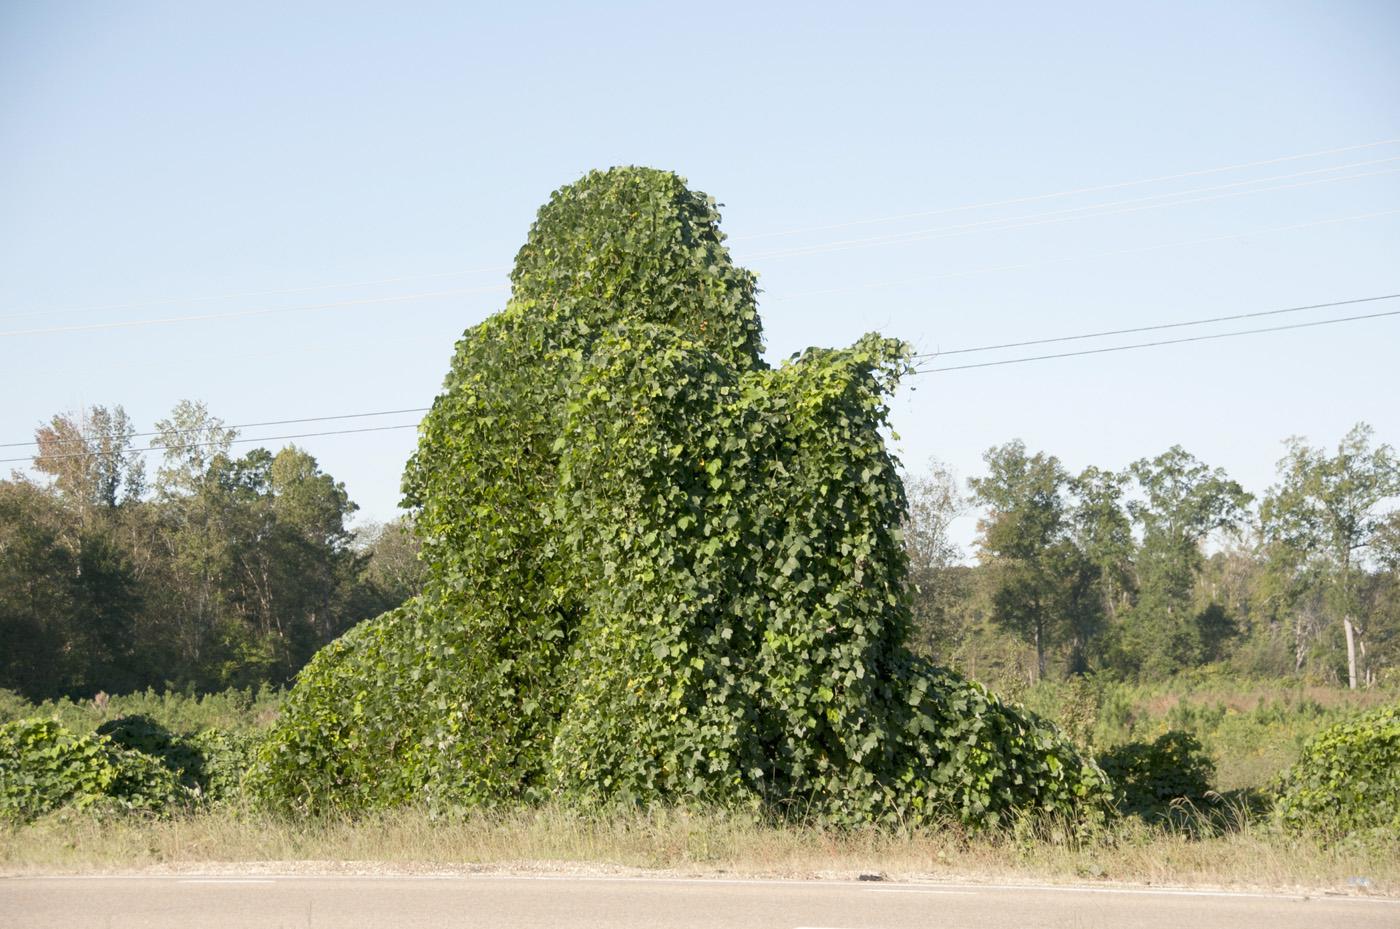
[1277, 703, 1400, 839]
[250, 167, 1109, 824]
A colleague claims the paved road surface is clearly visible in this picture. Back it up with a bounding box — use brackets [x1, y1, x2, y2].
[3, 874, 1397, 929]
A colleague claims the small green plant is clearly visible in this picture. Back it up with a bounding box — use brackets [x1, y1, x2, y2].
[1278, 703, 1400, 839]
[0, 718, 186, 821]
[185, 728, 257, 803]
[1098, 730, 1214, 817]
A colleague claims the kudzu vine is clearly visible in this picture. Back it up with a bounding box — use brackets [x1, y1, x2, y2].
[250, 167, 1110, 825]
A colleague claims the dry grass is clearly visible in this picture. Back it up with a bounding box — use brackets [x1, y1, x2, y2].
[4, 805, 1396, 896]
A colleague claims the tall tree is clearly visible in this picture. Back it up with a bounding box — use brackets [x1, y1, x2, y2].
[32, 405, 144, 517]
[1069, 465, 1136, 624]
[0, 480, 80, 695]
[902, 459, 968, 658]
[356, 516, 427, 611]
[1259, 423, 1400, 689]
[0, 478, 141, 697]
[971, 442, 1096, 681]
[1125, 446, 1250, 676]
[151, 400, 236, 498]
[147, 402, 239, 683]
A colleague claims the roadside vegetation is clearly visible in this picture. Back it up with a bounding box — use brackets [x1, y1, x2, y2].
[2, 167, 1397, 890]
[4, 802, 1397, 893]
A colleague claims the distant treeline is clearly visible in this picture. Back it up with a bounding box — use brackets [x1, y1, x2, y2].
[3, 402, 1397, 700]
[0, 401, 424, 700]
[906, 423, 1400, 690]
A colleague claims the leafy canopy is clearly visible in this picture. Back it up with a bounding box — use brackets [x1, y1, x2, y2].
[251, 167, 1108, 826]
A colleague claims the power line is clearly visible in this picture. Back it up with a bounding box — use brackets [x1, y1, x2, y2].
[9, 165, 1394, 342]
[6, 138, 1395, 324]
[748, 165, 1400, 262]
[3, 296, 1397, 462]
[913, 294, 1400, 359]
[766, 208, 1400, 304]
[913, 307, 1400, 373]
[0, 406, 432, 450]
[0, 423, 421, 466]
[753, 160, 1400, 261]
[732, 137, 1400, 241]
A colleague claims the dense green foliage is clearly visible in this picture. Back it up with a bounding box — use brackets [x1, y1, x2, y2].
[1015, 673, 1395, 792]
[911, 427, 1400, 690]
[0, 408, 423, 699]
[251, 167, 1109, 826]
[6, 168, 1394, 838]
[1278, 703, 1400, 838]
[96, 715, 255, 803]
[0, 718, 184, 821]
[1097, 730, 1214, 816]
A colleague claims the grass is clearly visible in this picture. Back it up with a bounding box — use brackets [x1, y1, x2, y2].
[4, 678, 1395, 895]
[0, 686, 283, 736]
[1019, 671, 1398, 791]
[3, 805, 1397, 894]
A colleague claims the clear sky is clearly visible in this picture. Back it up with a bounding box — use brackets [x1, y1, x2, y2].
[2, 1, 1398, 548]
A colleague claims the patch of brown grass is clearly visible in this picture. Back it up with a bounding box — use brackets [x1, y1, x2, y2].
[3, 806, 1395, 896]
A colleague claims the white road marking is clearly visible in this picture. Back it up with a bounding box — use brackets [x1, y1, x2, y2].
[178, 879, 277, 885]
[867, 888, 977, 895]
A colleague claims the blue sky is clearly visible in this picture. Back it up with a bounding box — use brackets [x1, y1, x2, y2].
[2, 1, 1398, 547]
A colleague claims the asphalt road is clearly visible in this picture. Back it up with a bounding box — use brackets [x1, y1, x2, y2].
[3, 874, 1397, 929]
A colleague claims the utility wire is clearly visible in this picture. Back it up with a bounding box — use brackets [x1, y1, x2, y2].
[766, 208, 1400, 303]
[6, 292, 1398, 457]
[913, 294, 1400, 359]
[913, 308, 1400, 373]
[733, 138, 1400, 241]
[6, 138, 1396, 323]
[0, 423, 421, 465]
[749, 166, 1400, 262]
[0, 406, 432, 450]
[8, 166, 1394, 341]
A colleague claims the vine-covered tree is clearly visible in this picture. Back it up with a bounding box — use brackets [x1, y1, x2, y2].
[251, 167, 1108, 825]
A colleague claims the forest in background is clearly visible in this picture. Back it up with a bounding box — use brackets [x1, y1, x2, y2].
[0, 401, 423, 699]
[907, 422, 1400, 693]
[2, 401, 1397, 702]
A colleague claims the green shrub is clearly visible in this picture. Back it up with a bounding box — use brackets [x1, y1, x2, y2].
[0, 718, 186, 821]
[1098, 730, 1215, 816]
[1278, 703, 1400, 838]
[96, 715, 201, 778]
[250, 167, 1111, 826]
[96, 715, 254, 803]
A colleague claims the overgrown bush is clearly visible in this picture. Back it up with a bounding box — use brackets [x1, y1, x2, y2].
[96, 715, 254, 803]
[0, 718, 186, 821]
[250, 167, 1110, 826]
[1278, 703, 1400, 839]
[1097, 730, 1215, 816]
